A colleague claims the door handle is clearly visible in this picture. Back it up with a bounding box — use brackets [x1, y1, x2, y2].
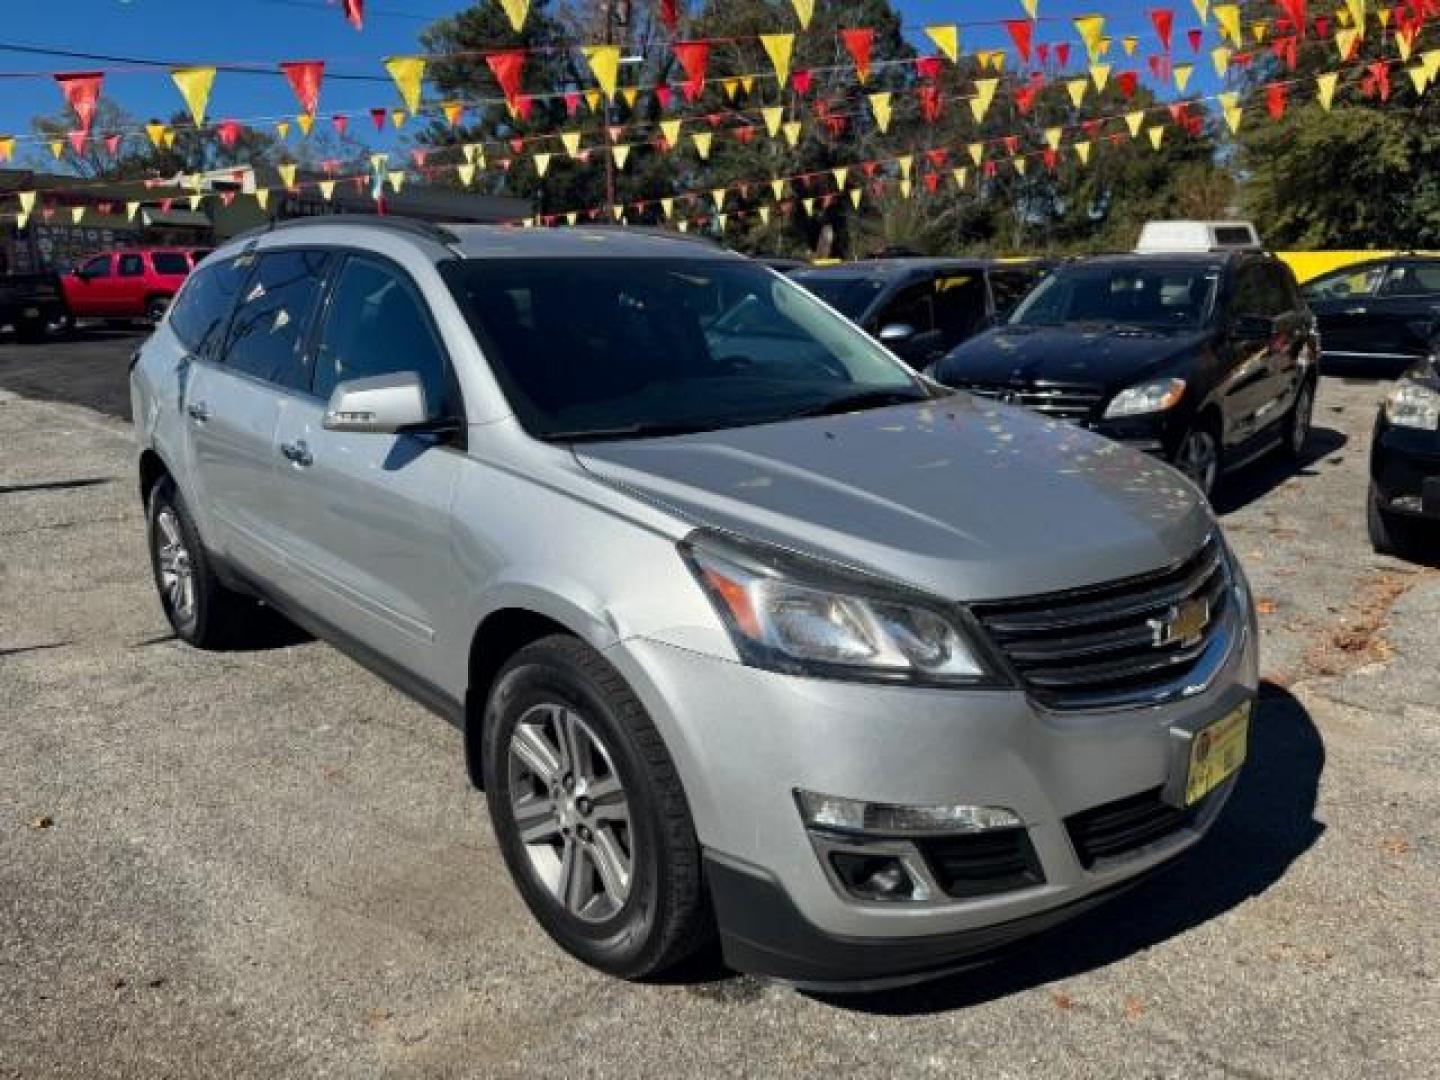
[280, 439, 313, 467]
[185, 400, 210, 422]
[1344, 306, 1368, 315]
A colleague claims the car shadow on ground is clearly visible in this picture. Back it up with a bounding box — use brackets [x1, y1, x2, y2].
[1211, 426, 1348, 515]
[806, 680, 1324, 1016]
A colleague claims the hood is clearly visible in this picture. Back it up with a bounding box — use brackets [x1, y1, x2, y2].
[939, 325, 1211, 389]
[575, 396, 1211, 603]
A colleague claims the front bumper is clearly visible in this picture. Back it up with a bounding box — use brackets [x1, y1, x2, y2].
[1091, 410, 1185, 457]
[1371, 416, 1440, 519]
[606, 594, 1259, 984]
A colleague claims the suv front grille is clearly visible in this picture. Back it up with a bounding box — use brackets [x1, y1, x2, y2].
[971, 535, 1231, 710]
[1065, 786, 1204, 869]
[957, 381, 1106, 423]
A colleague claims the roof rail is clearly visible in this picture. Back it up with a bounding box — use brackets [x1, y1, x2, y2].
[232, 213, 462, 247]
[572, 222, 723, 247]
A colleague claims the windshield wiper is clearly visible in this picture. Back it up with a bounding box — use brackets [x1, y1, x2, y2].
[541, 420, 734, 443]
[783, 388, 933, 420]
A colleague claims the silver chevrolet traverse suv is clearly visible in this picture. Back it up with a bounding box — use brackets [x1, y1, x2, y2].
[131, 218, 1258, 989]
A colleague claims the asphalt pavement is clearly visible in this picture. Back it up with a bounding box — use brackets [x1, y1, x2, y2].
[1, 329, 1436, 1079]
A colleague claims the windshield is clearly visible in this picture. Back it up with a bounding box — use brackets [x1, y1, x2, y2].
[1009, 263, 1219, 330]
[790, 273, 888, 321]
[446, 258, 927, 440]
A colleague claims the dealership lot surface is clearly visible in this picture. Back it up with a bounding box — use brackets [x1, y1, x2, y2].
[1, 332, 1436, 1079]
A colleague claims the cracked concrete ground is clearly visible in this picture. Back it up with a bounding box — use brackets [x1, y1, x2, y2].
[1, 332, 1436, 1079]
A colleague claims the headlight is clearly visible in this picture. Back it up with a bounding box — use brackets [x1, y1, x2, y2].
[1103, 377, 1187, 419]
[680, 532, 1000, 686]
[1384, 380, 1440, 431]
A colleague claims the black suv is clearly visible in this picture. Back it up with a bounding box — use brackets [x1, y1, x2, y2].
[932, 252, 1319, 498]
[791, 258, 1048, 370]
[1303, 255, 1440, 369]
[1368, 354, 1440, 560]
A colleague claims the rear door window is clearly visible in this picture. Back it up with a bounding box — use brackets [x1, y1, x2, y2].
[931, 274, 988, 340]
[168, 255, 254, 359]
[873, 281, 936, 333]
[221, 249, 331, 390]
[152, 252, 191, 276]
[989, 268, 1043, 318]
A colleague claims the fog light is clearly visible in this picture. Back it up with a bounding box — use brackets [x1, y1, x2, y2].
[830, 853, 916, 901]
[796, 790, 1022, 836]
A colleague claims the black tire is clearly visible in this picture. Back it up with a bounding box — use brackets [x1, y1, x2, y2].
[146, 476, 259, 649]
[1368, 486, 1426, 560]
[14, 317, 46, 344]
[145, 296, 171, 325]
[482, 635, 711, 979]
[1282, 375, 1317, 462]
[1172, 415, 1223, 500]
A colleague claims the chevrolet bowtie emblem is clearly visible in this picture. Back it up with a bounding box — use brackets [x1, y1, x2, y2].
[1149, 597, 1211, 648]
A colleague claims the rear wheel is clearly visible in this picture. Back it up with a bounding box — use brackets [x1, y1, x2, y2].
[146, 477, 260, 648]
[483, 635, 711, 979]
[1282, 376, 1317, 462]
[1174, 420, 1222, 499]
[145, 295, 171, 325]
[1368, 485, 1427, 560]
[14, 316, 46, 343]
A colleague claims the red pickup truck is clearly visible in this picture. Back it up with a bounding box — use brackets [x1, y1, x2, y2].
[60, 248, 210, 324]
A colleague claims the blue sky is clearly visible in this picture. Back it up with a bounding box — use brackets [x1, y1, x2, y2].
[1, 1, 1217, 164]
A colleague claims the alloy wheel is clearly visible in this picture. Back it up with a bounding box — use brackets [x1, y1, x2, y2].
[1291, 382, 1315, 455]
[1176, 428, 1220, 496]
[506, 702, 633, 924]
[154, 507, 196, 622]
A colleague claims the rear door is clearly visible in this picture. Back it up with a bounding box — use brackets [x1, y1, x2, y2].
[269, 253, 465, 686]
[115, 252, 148, 315]
[149, 250, 193, 296]
[182, 248, 331, 581]
[1304, 262, 1386, 360]
[1218, 261, 1285, 447]
[1369, 260, 1440, 361]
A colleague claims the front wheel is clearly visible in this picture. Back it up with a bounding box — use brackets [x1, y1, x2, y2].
[1368, 486, 1428, 561]
[482, 636, 711, 979]
[1282, 376, 1317, 462]
[1173, 421, 1222, 499]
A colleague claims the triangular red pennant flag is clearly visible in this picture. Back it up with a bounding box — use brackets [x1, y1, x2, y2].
[792, 69, 813, 94]
[1187, 28, 1203, 53]
[160, 198, 174, 213]
[926, 148, 948, 167]
[654, 85, 672, 110]
[486, 50, 526, 107]
[280, 61, 324, 115]
[1117, 70, 1140, 97]
[1056, 43, 1071, 68]
[1003, 135, 1020, 156]
[55, 72, 104, 135]
[915, 55, 943, 81]
[841, 29, 874, 82]
[1043, 148, 1059, 172]
[734, 125, 756, 144]
[67, 129, 87, 155]
[673, 41, 710, 98]
[343, 0, 363, 30]
[1313, 16, 1329, 39]
[564, 91, 581, 115]
[1083, 119, 1103, 139]
[1369, 60, 1391, 101]
[332, 114, 348, 137]
[1015, 86, 1039, 114]
[104, 133, 121, 156]
[1266, 83, 1288, 119]
[509, 138, 524, 154]
[924, 173, 940, 194]
[861, 161, 879, 178]
[370, 107, 386, 131]
[659, 0, 678, 33]
[1006, 20, 1034, 64]
[1150, 9, 1174, 53]
[1277, 0, 1308, 38]
[218, 120, 240, 148]
[918, 84, 943, 123]
[1167, 102, 1189, 124]
[411, 148, 428, 167]
[1037, 43, 1051, 67]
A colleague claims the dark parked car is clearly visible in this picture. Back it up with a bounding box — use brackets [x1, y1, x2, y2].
[791, 258, 1049, 369]
[1303, 256, 1440, 367]
[933, 252, 1319, 498]
[0, 269, 69, 342]
[1369, 354, 1440, 559]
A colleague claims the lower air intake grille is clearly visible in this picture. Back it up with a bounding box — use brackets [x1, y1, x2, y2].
[1065, 786, 1203, 869]
[918, 828, 1045, 899]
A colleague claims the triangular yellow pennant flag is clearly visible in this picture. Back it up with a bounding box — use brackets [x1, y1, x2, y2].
[789, 0, 814, 30]
[968, 143, 984, 166]
[533, 152, 552, 177]
[762, 106, 784, 138]
[171, 67, 217, 127]
[925, 25, 960, 63]
[970, 77, 999, 122]
[711, 188, 726, 210]
[900, 178, 913, 199]
[388, 170, 406, 193]
[462, 143, 482, 164]
[1335, 28, 1360, 60]
[585, 89, 602, 112]
[897, 154, 914, 180]
[456, 164, 476, 186]
[384, 56, 426, 115]
[318, 180, 336, 201]
[782, 120, 802, 147]
[801, 198, 814, 217]
[70, 206, 85, 224]
[370, 152, 389, 171]
[760, 204, 772, 224]
[443, 101, 465, 127]
[761, 34, 795, 88]
[296, 113, 314, 137]
[1397, 26, 1418, 61]
[1044, 127, 1064, 151]
[48, 140, 64, 160]
[1074, 15, 1107, 62]
[659, 119, 681, 147]
[499, 0, 530, 33]
[1067, 78, 1088, 107]
[612, 144, 630, 170]
[1218, 91, 1243, 132]
[1126, 110, 1146, 137]
[952, 167, 969, 189]
[621, 86, 639, 107]
[1075, 140, 1092, 165]
[188, 194, 203, 212]
[1090, 63, 1111, 91]
[18, 191, 36, 214]
[770, 179, 785, 200]
[561, 130, 582, 158]
[126, 200, 141, 222]
[1406, 64, 1428, 95]
[1422, 50, 1440, 80]
[1343, 0, 1368, 35]
[660, 197, 674, 220]
[1193, 0, 1211, 22]
[868, 92, 892, 133]
[1316, 71, 1340, 110]
[277, 162, 298, 188]
[391, 108, 407, 129]
[742, 76, 755, 94]
[849, 188, 862, 210]
[1013, 158, 1028, 176]
[1379, 6, 1392, 28]
[1212, 46, 1232, 77]
[831, 166, 849, 190]
[691, 131, 713, 159]
[163, 129, 177, 149]
[1214, 4, 1242, 45]
[721, 78, 739, 102]
[611, 204, 624, 222]
[583, 45, 621, 99]
[1148, 125, 1166, 151]
[146, 123, 167, 149]
[566, 211, 578, 226]
[1123, 35, 1139, 56]
[1174, 64, 1194, 93]
[1251, 19, 1269, 44]
[275, 120, 291, 140]
[1022, 0, 1039, 17]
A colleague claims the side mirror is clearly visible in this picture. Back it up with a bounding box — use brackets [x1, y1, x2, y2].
[323, 372, 430, 434]
[1231, 314, 1275, 341]
[878, 323, 917, 345]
